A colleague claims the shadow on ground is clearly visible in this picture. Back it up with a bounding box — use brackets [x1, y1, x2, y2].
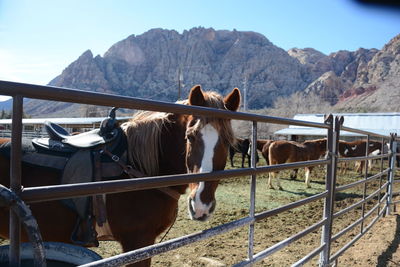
[377, 214, 400, 266]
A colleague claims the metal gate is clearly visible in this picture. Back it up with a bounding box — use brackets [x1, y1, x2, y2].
[0, 80, 399, 266]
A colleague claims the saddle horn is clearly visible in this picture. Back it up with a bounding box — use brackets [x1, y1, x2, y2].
[99, 107, 118, 137]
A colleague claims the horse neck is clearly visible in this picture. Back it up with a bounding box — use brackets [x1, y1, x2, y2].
[257, 139, 268, 151]
[158, 114, 188, 176]
[157, 114, 189, 194]
[304, 139, 326, 157]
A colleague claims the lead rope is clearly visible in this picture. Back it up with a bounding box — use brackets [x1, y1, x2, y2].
[158, 206, 179, 243]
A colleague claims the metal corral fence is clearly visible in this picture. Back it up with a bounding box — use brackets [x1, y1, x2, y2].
[0, 80, 399, 267]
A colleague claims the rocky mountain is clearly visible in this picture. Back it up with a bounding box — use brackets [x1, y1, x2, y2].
[288, 47, 379, 104]
[334, 34, 400, 112]
[24, 28, 309, 116]
[22, 28, 399, 116]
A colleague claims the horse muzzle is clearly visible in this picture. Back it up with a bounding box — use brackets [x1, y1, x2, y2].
[187, 197, 216, 221]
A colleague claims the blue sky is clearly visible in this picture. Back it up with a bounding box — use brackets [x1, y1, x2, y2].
[0, 0, 399, 101]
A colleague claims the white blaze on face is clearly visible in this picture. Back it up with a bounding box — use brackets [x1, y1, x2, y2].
[190, 124, 219, 219]
[199, 124, 219, 173]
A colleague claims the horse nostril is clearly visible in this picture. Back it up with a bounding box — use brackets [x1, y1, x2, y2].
[209, 200, 216, 214]
[197, 214, 208, 222]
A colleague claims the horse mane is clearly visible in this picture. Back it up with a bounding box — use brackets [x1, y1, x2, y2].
[122, 90, 236, 177]
[122, 111, 170, 177]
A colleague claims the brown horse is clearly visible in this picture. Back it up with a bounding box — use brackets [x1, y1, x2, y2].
[268, 139, 327, 189]
[0, 85, 240, 267]
[256, 139, 273, 165]
[338, 139, 383, 174]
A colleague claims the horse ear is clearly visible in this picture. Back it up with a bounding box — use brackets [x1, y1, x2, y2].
[189, 85, 206, 107]
[224, 88, 241, 111]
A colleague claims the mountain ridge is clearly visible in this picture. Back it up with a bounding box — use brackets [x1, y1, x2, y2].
[17, 27, 400, 116]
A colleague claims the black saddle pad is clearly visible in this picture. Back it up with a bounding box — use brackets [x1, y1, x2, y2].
[0, 138, 70, 170]
[0, 138, 37, 158]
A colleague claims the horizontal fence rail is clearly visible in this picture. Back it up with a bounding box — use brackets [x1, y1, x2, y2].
[0, 80, 399, 267]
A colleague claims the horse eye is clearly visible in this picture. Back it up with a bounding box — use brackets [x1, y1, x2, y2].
[186, 134, 195, 143]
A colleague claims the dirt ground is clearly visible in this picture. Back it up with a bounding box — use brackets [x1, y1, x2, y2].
[339, 209, 400, 267]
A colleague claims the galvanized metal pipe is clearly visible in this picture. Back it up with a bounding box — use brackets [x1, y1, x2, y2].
[319, 115, 340, 267]
[360, 135, 370, 232]
[9, 95, 23, 267]
[80, 216, 253, 267]
[255, 191, 328, 221]
[20, 159, 330, 204]
[334, 182, 388, 219]
[332, 197, 383, 243]
[335, 168, 389, 193]
[0, 80, 329, 128]
[292, 244, 325, 267]
[247, 121, 257, 262]
[387, 136, 397, 215]
[330, 203, 386, 263]
[233, 219, 326, 267]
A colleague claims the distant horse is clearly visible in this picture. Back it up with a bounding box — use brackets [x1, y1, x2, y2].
[268, 139, 327, 189]
[258, 139, 300, 180]
[229, 137, 260, 168]
[0, 85, 240, 267]
[338, 139, 383, 174]
[256, 139, 273, 165]
[229, 138, 250, 168]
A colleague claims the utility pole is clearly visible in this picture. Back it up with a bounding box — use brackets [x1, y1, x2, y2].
[178, 68, 183, 100]
[243, 75, 248, 111]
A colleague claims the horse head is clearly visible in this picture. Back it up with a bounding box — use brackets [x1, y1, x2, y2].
[185, 85, 240, 221]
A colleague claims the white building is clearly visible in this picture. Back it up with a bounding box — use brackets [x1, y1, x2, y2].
[275, 113, 400, 139]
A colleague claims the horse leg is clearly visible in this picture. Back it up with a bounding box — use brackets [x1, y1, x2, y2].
[268, 172, 276, 189]
[355, 161, 363, 174]
[268, 171, 282, 190]
[241, 153, 246, 168]
[230, 153, 234, 167]
[290, 169, 298, 180]
[341, 162, 348, 175]
[119, 232, 157, 267]
[305, 167, 312, 188]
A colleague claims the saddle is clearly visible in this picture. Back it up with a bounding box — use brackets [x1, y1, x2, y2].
[29, 108, 128, 246]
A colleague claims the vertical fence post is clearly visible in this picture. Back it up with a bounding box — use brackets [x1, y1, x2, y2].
[247, 121, 257, 265]
[9, 95, 24, 267]
[360, 135, 370, 232]
[377, 137, 385, 216]
[320, 115, 342, 267]
[387, 133, 397, 215]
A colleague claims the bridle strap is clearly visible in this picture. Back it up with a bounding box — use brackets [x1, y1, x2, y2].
[101, 148, 181, 201]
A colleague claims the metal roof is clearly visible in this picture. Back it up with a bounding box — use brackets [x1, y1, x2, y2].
[275, 113, 400, 137]
[0, 117, 132, 125]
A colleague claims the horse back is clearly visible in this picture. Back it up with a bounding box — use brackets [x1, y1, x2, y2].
[268, 140, 300, 164]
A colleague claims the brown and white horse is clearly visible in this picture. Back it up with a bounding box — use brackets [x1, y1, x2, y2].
[268, 139, 327, 189]
[338, 139, 384, 174]
[0, 85, 240, 267]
